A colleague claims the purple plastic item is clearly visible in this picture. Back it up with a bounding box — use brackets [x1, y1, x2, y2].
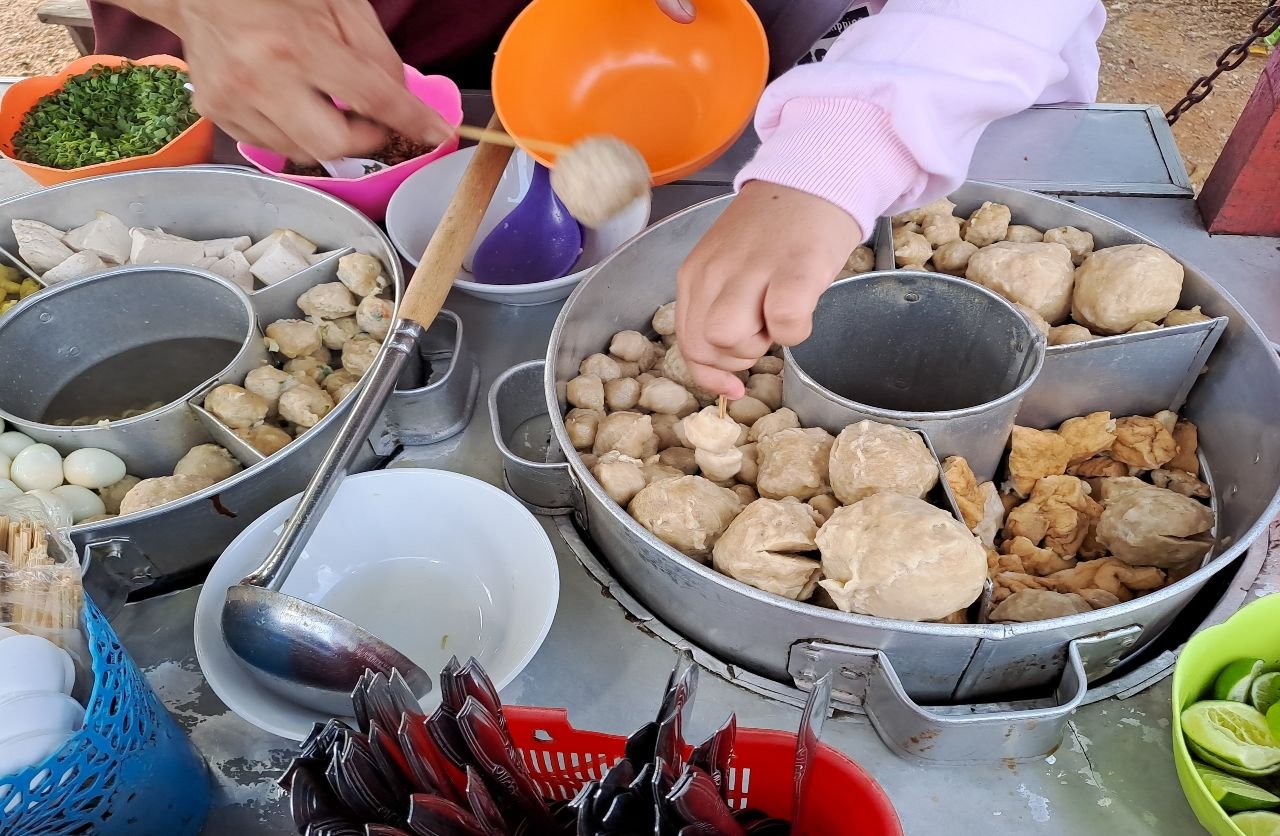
[470, 163, 582, 286]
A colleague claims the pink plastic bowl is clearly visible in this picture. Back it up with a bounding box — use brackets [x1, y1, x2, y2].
[236, 66, 462, 221]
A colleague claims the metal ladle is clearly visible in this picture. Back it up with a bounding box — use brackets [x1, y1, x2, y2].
[220, 117, 516, 717]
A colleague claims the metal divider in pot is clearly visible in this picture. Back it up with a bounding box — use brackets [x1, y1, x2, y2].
[0, 266, 266, 475]
[783, 270, 1046, 481]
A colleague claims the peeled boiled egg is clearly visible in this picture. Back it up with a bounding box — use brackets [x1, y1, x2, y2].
[51, 485, 106, 524]
[63, 449, 127, 490]
[10, 445, 63, 492]
[0, 479, 20, 500]
[25, 490, 72, 523]
[0, 453, 9, 481]
[0, 432, 36, 460]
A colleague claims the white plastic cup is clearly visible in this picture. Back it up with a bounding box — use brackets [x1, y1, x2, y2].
[0, 692, 82, 746]
[0, 728, 74, 777]
[0, 634, 75, 697]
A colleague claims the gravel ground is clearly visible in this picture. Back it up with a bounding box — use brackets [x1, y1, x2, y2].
[0, 0, 1271, 183]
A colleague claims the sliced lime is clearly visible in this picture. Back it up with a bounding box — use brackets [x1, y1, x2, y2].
[1196, 762, 1280, 812]
[1259, 674, 1280, 717]
[1189, 740, 1280, 778]
[1183, 701, 1280, 771]
[1217, 659, 1267, 702]
[1233, 811, 1280, 836]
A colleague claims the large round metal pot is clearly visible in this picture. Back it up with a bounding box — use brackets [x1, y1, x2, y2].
[0, 167, 404, 582]
[496, 189, 1280, 759]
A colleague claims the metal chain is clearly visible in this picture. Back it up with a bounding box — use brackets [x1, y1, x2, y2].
[1166, 1, 1280, 124]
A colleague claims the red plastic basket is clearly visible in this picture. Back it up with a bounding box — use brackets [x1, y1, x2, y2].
[504, 706, 903, 836]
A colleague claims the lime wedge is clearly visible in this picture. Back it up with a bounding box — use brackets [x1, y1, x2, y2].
[1233, 811, 1280, 835]
[1217, 659, 1267, 702]
[1183, 701, 1280, 771]
[1254, 673, 1280, 716]
[1189, 740, 1280, 778]
[1196, 762, 1280, 811]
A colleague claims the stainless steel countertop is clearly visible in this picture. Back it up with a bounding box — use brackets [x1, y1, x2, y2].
[2, 94, 1278, 834]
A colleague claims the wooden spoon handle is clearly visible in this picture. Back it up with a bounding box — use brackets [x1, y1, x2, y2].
[454, 124, 569, 157]
[399, 115, 516, 325]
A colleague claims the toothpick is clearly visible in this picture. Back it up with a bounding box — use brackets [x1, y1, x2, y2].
[717, 395, 727, 420]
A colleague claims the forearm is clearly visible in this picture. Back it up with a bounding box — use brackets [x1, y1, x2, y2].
[737, 0, 1106, 232]
[95, 0, 184, 31]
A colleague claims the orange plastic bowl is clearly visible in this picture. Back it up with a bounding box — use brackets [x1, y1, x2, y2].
[492, 0, 767, 186]
[0, 55, 214, 187]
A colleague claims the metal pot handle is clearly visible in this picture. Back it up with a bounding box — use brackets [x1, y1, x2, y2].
[789, 625, 1141, 764]
[488, 360, 582, 516]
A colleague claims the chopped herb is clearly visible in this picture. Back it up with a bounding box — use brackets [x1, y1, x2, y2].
[13, 63, 199, 170]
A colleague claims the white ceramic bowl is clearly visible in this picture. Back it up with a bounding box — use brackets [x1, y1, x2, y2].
[194, 469, 560, 740]
[386, 146, 651, 306]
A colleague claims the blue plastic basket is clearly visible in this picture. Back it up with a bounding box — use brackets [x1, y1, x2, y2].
[0, 597, 211, 835]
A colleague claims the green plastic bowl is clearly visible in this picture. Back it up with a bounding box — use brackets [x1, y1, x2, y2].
[1172, 593, 1280, 835]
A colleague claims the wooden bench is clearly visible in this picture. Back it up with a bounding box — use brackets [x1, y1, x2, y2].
[36, 0, 95, 56]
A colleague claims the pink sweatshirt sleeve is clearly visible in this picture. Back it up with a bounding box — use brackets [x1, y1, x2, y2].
[735, 0, 1107, 237]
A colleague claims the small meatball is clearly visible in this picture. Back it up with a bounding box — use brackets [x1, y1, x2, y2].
[316, 316, 361, 350]
[264, 319, 322, 359]
[580, 353, 622, 382]
[746, 373, 782, 411]
[609, 331, 650, 362]
[727, 396, 771, 427]
[565, 408, 604, 450]
[818, 493, 987, 621]
[244, 365, 294, 412]
[1128, 320, 1160, 334]
[321, 368, 359, 401]
[639, 378, 698, 416]
[737, 443, 759, 485]
[549, 136, 650, 228]
[278, 384, 336, 428]
[1004, 225, 1044, 243]
[751, 356, 784, 375]
[681, 406, 741, 453]
[841, 245, 875, 276]
[355, 296, 393, 340]
[658, 446, 698, 475]
[921, 214, 962, 247]
[808, 494, 840, 525]
[1071, 244, 1184, 335]
[966, 241, 1075, 324]
[651, 413, 683, 450]
[829, 421, 938, 505]
[660, 344, 713, 400]
[712, 497, 823, 600]
[98, 475, 141, 515]
[204, 384, 269, 429]
[308, 344, 333, 366]
[696, 448, 743, 482]
[1165, 306, 1212, 327]
[119, 474, 217, 515]
[297, 282, 357, 320]
[732, 485, 759, 505]
[748, 408, 801, 443]
[567, 375, 605, 411]
[234, 425, 293, 456]
[1043, 226, 1094, 266]
[638, 340, 665, 373]
[174, 444, 242, 481]
[342, 334, 381, 377]
[964, 201, 1012, 247]
[604, 378, 641, 411]
[756, 427, 835, 501]
[1049, 324, 1094, 346]
[592, 451, 648, 505]
[893, 227, 932, 268]
[894, 197, 957, 227]
[593, 412, 658, 459]
[611, 360, 636, 378]
[1111, 415, 1178, 470]
[1169, 420, 1200, 475]
[627, 475, 742, 559]
[284, 356, 331, 385]
[931, 240, 979, 276]
[652, 302, 677, 336]
[1006, 426, 1072, 497]
[337, 252, 386, 297]
[1014, 303, 1051, 337]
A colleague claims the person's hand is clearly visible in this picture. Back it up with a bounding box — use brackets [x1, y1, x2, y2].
[655, 0, 696, 23]
[676, 182, 862, 398]
[155, 0, 453, 161]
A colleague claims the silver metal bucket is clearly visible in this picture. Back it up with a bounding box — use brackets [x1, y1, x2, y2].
[784, 271, 1045, 480]
[492, 192, 1280, 764]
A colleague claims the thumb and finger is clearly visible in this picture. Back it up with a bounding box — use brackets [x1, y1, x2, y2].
[655, 0, 696, 23]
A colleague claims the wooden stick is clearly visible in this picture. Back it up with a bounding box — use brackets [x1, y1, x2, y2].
[718, 395, 727, 421]
[454, 124, 570, 157]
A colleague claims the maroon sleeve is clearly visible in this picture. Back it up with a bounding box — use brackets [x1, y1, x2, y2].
[88, 2, 184, 59]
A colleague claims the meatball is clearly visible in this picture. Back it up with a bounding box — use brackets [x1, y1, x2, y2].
[278, 384, 335, 428]
[234, 425, 293, 456]
[342, 334, 382, 377]
[627, 475, 742, 558]
[244, 365, 294, 412]
[337, 252, 386, 297]
[963, 201, 1012, 247]
[1042, 226, 1094, 266]
[828, 421, 938, 505]
[265, 319, 322, 359]
[204, 384, 269, 429]
[1071, 245, 1185, 335]
[355, 295, 393, 340]
[966, 241, 1075, 324]
[174, 444, 242, 481]
[297, 282, 357, 320]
